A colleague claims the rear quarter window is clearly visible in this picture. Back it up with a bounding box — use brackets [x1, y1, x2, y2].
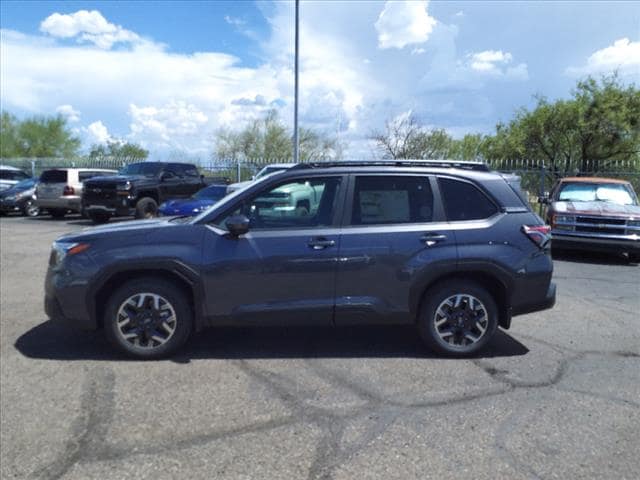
[439, 177, 498, 221]
[40, 170, 68, 183]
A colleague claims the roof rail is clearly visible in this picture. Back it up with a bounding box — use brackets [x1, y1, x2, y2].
[291, 160, 490, 172]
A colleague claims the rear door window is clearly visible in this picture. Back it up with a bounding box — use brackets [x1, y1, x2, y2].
[350, 175, 434, 225]
[438, 177, 498, 221]
[40, 170, 68, 183]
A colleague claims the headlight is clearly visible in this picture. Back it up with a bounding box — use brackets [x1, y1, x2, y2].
[552, 215, 575, 230]
[116, 182, 132, 191]
[49, 241, 90, 266]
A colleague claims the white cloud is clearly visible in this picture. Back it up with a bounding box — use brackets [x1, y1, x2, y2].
[224, 15, 246, 27]
[128, 101, 209, 153]
[467, 50, 528, 79]
[55, 104, 80, 122]
[375, 0, 437, 49]
[86, 120, 111, 144]
[40, 10, 140, 49]
[566, 38, 640, 77]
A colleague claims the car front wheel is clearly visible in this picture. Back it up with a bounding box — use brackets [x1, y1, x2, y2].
[135, 197, 158, 219]
[104, 278, 193, 359]
[418, 280, 498, 357]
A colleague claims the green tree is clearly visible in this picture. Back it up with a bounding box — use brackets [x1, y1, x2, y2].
[214, 109, 341, 161]
[482, 75, 640, 176]
[89, 140, 149, 163]
[0, 111, 81, 158]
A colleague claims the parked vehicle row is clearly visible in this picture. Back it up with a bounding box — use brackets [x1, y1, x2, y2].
[82, 162, 226, 223]
[45, 160, 556, 359]
[0, 165, 31, 191]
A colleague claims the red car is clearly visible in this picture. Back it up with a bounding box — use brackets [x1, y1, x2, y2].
[543, 177, 640, 261]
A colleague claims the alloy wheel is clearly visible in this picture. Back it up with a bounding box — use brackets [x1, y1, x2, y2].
[433, 294, 489, 349]
[115, 293, 177, 349]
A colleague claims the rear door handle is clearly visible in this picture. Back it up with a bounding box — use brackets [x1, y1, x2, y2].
[307, 238, 336, 250]
[420, 233, 447, 247]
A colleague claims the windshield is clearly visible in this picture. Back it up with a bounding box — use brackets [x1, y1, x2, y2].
[193, 185, 227, 200]
[11, 178, 36, 190]
[118, 163, 163, 177]
[557, 182, 638, 205]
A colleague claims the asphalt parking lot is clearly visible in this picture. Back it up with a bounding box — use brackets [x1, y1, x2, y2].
[1, 214, 638, 480]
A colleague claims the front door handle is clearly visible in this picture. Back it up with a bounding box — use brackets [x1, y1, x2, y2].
[308, 238, 335, 250]
[420, 233, 447, 247]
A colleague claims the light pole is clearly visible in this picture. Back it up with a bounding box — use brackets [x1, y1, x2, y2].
[293, 0, 300, 163]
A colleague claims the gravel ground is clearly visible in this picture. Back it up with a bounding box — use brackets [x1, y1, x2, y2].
[1, 214, 639, 480]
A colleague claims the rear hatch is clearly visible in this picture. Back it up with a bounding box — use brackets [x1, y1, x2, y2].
[37, 170, 68, 199]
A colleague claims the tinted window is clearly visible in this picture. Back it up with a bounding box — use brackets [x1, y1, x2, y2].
[218, 177, 342, 230]
[351, 176, 433, 225]
[439, 178, 497, 221]
[40, 170, 68, 183]
[0, 169, 29, 180]
[79, 171, 102, 182]
[119, 163, 163, 176]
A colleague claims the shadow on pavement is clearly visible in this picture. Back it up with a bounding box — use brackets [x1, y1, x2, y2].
[15, 320, 529, 363]
[552, 249, 636, 266]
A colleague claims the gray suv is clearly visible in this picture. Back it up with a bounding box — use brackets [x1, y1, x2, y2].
[45, 161, 556, 359]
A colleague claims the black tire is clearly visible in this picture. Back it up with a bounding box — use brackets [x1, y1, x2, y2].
[50, 209, 66, 219]
[418, 280, 498, 357]
[88, 211, 111, 224]
[628, 253, 640, 264]
[103, 278, 193, 359]
[135, 197, 158, 219]
[22, 200, 40, 217]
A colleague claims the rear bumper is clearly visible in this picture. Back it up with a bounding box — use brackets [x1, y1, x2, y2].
[552, 231, 640, 254]
[512, 282, 556, 317]
[36, 196, 81, 211]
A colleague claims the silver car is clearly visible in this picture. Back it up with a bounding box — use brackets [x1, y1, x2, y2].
[36, 168, 117, 218]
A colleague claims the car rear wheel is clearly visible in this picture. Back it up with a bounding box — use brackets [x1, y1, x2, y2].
[104, 278, 193, 359]
[88, 211, 111, 224]
[135, 197, 158, 219]
[50, 208, 66, 219]
[23, 200, 40, 217]
[418, 280, 498, 357]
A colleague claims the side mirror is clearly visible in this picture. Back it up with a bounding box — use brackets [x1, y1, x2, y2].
[226, 215, 250, 237]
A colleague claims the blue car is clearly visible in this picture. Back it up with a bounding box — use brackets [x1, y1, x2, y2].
[158, 184, 227, 216]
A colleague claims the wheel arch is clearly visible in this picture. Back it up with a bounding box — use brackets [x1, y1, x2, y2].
[89, 262, 205, 332]
[413, 270, 512, 330]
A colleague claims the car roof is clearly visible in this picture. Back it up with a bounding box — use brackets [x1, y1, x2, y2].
[42, 167, 117, 172]
[263, 163, 296, 168]
[559, 177, 630, 185]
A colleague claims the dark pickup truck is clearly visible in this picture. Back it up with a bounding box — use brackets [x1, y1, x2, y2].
[82, 162, 223, 223]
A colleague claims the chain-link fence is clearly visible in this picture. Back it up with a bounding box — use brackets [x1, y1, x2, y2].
[2, 157, 638, 195]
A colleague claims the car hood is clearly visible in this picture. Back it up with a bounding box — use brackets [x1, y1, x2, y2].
[84, 174, 151, 185]
[552, 201, 640, 218]
[0, 186, 35, 198]
[59, 218, 180, 242]
[161, 198, 215, 211]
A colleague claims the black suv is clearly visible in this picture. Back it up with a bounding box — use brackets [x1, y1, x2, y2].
[82, 162, 216, 223]
[45, 161, 556, 359]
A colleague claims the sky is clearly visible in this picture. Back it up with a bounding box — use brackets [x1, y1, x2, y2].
[1, 0, 639, 160]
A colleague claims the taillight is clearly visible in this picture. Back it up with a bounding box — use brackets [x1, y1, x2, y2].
[63, 185, 75, 196]
[522, 224, 551, 249]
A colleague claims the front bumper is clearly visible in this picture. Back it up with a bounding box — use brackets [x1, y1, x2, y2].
[552, 231, 640, 254]
[0, 197, 27, 213]
[82, 196, 134, 217]
[44, 265, 96, 330]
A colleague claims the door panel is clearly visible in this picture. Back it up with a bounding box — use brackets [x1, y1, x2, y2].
[201, 175, 345, 325]
[334, 174, 457, 325]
